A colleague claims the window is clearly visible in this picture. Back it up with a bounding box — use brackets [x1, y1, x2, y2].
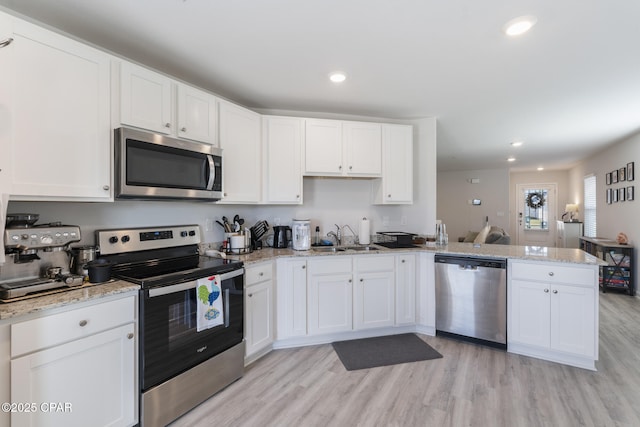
[584, 175, 597, 237]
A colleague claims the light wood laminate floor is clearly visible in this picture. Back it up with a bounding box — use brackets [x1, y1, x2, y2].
[171, 292, 640, 426]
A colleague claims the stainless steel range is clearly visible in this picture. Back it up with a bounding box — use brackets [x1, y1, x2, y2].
[1, 214, 84, 301]
[96, 225, 245, 427]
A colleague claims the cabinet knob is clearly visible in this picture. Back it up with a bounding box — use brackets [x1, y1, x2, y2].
[348, 279, 352, 283]
[349, 166, 353, 170]
[79, 319, 88, 327]
[103, 185, 110, 191]
[181, 127, 187, 132]
[302, 265, 306, 269]
[338, 165, 342, 170]
[127, 333, 134, 340]
[296, 195, 300, 199]
[360, 278, 364, 282]
[548, 272, 554, 276]
[248, 293, 253, 297]
[0, 38, 13, 48]
[259, 272, 264, 276]
[388, 194, 391, 198]
[552, 289, 558, 294]
[165, 123, 171, 128]
[401, 259, 405, 263]
[544, 289, 549, 293]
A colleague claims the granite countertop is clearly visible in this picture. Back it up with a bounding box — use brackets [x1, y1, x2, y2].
[222, 242, 607, 267]
[0, 280, 140, 321]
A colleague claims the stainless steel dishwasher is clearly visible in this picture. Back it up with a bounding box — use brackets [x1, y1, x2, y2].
[435, 255, 507, 348]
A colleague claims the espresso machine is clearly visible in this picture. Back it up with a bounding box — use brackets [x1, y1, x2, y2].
[1, 213, 84, 301]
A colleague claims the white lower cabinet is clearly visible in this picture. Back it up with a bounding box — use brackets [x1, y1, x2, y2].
[9, 295, 137, 427]
[307, 257, 353, 335]
[276, 259, 308, 340]
[244, 262, 274, 360]
[508, 260, 598, 370]
[353, 256, 395, 330]
[395, 254, 416, 325]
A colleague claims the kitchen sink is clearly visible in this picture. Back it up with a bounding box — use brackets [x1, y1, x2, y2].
[311, 245, 379, 253]
[342, 245, 379, 252]
[311, 246, 345, 252]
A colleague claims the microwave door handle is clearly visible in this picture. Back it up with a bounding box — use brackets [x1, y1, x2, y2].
[206, 155, 215, 190]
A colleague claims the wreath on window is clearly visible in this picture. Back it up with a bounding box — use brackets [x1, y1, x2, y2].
[526, 192, 545, 209]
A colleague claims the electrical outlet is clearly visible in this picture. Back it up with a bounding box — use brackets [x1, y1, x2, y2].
[401, 215, 408, 226]
[205, 218, 214, 232]
[382, 216, 389, 226]
[273, 217, 281, 226]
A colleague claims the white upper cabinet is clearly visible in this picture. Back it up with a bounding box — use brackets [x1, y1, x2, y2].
[262, 116, 303, 204]
[1, 13, 111, 201]
[217, 99, 261, 203]
[118, 61, 217, 144]
[373, 124, 414, 204]
[304, 119, 382, 177]
[176, 82, 217, 144]
[119, 61, 172, 135]
[342, 121, 382, 176]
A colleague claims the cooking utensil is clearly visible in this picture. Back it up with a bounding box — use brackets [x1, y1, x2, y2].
[5, 213, 40, 228]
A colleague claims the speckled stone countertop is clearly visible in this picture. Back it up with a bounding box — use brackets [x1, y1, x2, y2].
[221, 242, 606, 266]
[0, 280, 140, 321]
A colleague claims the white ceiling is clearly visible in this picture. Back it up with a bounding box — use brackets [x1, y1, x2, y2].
[2, 0, 640, 172]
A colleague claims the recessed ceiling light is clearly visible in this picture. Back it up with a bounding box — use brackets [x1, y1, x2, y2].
[510, 141, 524, 147]
[503, 15, 537, 37]
[329, 72, 347, 83]
[507, 157, 516, 162]
[537, 167, 544, 171]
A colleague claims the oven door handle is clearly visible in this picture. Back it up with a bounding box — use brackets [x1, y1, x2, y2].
[147, 268, 244, 298]
[224, 288, 230, 328]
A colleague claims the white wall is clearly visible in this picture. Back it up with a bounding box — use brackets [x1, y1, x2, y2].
[436, 168, 509, 241]
[569, 131, 640, 289]
[7, 116, 437, 248]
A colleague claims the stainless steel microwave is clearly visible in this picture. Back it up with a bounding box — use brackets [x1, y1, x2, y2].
[114, 127, 222, 201]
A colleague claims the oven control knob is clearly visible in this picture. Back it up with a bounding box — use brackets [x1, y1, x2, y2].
[109, 236, 119, 244]
[189, 230, 196, 236]
[121, 235, 130, 243]
[180, 231, 188, 237]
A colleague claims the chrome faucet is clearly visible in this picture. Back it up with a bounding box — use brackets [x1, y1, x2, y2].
[327, 224, 342, 246]
[341, 224, 358, 245]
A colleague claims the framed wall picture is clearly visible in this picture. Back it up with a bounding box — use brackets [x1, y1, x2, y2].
[628, 186, 635, 201]
[619, 187, 626, 202]
[606, 172, 612, 185]
[628, 162, 635, 181]
[612, 170, 619, 183]
[606, 188, 612, 204]
[613, 187, 619, 202]
[619, 167, 626, 182]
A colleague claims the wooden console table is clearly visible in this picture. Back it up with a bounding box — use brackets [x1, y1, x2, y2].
[580, 237, 635, 295]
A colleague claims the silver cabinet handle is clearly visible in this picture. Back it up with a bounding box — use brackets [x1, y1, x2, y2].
[401, 259, 405, 263]
[79, 320, 88, 327]
[348, 279, 352, 283]
[0, 38, 13, 48]
[165, 123, 171, 128]
[544, 289, 549, 293]
[360, 278, 364, 282]
[387, 194, 391, 198]
[338, 165, 342, 170]
[103, 185, 110, 191]
[127, 333, 134, 340]
[248, 293, 253, 297]
[181, 127, 187, 132]
[552, 289, 558, 294]
[349, 166, 352, 170]
[548, 272, 554, 276]
[302, 265, 306, 269]
[259, 272, 264, 276]
[296, 195, 300, 199]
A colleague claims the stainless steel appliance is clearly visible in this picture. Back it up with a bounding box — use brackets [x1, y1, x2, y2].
[96, 225, 244, 427]
[291, 219, 311, 251]
[114, 127, 223, 201]
[435, 255, 507, 348]
[1, 217, 84, 301]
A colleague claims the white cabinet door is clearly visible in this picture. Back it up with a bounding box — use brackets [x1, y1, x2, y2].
[343, 122, 382, 176]
[304, 119, 343, 175]
[353, 270, 394, 330]
[11, 323, 136, 427]
[276, 259, 308, 339]
[0, 13, 14, 195]
[509, 279, 551, 348]
[120, 61, 172, 134]
[218, 100, 261, 203]
[263, 116, 303, 204]
[6, 19, 111, 200]
[550, 283, 596, 357]
[373, 124, 413, 204]
[245, 280, 274, 357]
[308, 273, 352, 335]
[395, 254, 416, 325]
[176, 82, 217, 144]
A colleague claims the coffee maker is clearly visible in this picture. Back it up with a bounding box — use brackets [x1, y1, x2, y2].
[291, 219, 311, 251]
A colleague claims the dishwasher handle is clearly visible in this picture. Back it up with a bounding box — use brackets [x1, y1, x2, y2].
[435, 255, 506, 269]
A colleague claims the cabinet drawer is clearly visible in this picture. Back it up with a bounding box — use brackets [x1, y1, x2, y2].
[307, 257, 352, 275]
[354, 255, 394, 272]
[510, 262, 595, 285]
[11, 296, 136, 357]
[246, 262, 273, 286]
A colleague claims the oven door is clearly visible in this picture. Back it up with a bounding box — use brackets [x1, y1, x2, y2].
[140, 268, 243, 391]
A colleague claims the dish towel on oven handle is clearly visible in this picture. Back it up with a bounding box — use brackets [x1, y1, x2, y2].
[196, 274, 224, 331]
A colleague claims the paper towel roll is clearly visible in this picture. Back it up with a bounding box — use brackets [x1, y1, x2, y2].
[359, 218, 370, 245]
